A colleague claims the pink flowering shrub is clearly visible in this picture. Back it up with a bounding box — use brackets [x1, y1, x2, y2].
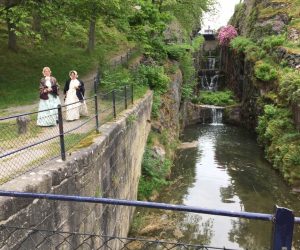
[217, 25, 238, 46]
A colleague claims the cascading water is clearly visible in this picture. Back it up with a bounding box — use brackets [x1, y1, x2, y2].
[207, 57, 216, 69]
[211, 107, 223, 125]
[200, 55, 219, 91]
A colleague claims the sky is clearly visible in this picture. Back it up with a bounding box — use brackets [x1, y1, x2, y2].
[200, 0, 241, 32]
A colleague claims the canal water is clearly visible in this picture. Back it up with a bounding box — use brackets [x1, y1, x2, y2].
[132, 122, 300, 249]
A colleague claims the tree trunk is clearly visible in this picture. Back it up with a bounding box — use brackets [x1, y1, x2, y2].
[32, 11, 42, 33]
[6, 16, 17, 51]
[87, 15, 96, 53]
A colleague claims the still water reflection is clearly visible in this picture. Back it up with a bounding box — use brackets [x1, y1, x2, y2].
[134, 124, 300, 249]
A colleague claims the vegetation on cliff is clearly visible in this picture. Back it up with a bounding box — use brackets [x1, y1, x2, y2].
[228, 0, 300, 185]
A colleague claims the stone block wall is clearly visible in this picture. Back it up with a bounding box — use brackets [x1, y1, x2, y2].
[0, 91, 152, 249]
[181, 102, 213, 127]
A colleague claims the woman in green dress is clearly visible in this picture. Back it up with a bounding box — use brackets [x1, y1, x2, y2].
[37, 67, 61, 126]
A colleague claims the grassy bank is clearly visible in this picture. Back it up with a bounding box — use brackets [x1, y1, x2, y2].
[0, 27, 133, 109]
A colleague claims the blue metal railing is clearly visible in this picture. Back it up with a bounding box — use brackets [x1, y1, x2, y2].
[0, 190, 299, 250]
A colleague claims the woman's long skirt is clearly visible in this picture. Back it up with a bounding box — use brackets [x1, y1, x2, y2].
[37, 94, 61, 126]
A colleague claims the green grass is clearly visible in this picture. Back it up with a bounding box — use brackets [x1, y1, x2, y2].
[0, 42, 98, 109]
[0, 18, 135, 110]
[0, 119, 42, 146]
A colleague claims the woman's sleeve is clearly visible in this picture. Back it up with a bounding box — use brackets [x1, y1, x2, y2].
[80, 80, 85, 96]
[64, 80, 69, 94]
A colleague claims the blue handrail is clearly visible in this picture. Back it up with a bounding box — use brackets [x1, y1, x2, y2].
[0, 190, 299, 250]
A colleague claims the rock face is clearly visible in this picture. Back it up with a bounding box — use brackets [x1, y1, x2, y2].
[231, 0, 291, 39]
[220, 48, 261, 129]
[152, 69, 183, 138]
[276, 47, 300, 68]
[0, 92, 153, 249]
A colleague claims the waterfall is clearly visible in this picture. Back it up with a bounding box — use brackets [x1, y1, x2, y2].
[211, 107, 223, 125]
[207, 57, 216, 70]
[200, 74, 219, 91]
[209, 75, 219, 91]
[199, 55, 219, 91]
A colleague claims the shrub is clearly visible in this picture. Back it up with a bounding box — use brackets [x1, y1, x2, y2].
[256, 104, 300, 183]
[179, 53, 196, 100]
[166, 44, 190, 60]
[230, 36, 255, 53]
[135, 65, 170, 93]
[279, 71, 300, 105]
[194, 90, 236, 106]
[138, 147, 171, 199]
[260, 35, 285, 51]
[254, 61, 278, 82]
[217, 25, 238, 46]
[191, 35, 205, 51]
[101, 68, 132, 90]
[256, 105, 294, 146]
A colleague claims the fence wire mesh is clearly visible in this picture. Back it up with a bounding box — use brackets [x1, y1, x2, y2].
[0, 195, 241, 250]
[0, 85, 133, 185]
[0, 224, 235, 250]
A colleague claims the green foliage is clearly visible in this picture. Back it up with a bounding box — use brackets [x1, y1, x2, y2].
[135, 65, 170, 93]
[101, 68, 133, 90]
[229, 2, 246, 26]
[230, 36, 266, 61]
[230, 36, 255, 53]
[244, 44, 266, 61]
[256, 104, 300, 183]
[128, 0, 170, 62]
[179, 53, 196, 100]
[151, 94, 161, 118]
[167, 0, 213, 37]
[278, 70, 300, 105]
[254, 61, 278, 82]
[260, 35, 285, 51]
[257, 105, 294, 146]
[192, 90, 236, 106]
[191, 35, 205, 51]
[138, 147, 171, 199]
[166, 44, 191, 60]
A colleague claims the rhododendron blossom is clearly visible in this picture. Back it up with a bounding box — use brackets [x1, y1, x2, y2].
[217, 25, 238, 46]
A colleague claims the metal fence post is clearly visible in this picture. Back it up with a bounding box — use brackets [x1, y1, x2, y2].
[93, 76, 98, 94]
[124, 86, 128, 109]
[131, 84, 134, 104]
[271, 206, 294, 250]
[112, 90, 116, 119]
[94, 94, 100, 133]
[57, 105, 66, 161]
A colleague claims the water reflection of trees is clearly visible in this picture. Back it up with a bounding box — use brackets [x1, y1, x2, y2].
[158, 148, 198, 203]
[180, 214, 214, 245]
[213, 125, 300, 249]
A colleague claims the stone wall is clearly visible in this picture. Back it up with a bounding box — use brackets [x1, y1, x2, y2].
[181, 102, 213, 127]
[0, 91, 153, 249]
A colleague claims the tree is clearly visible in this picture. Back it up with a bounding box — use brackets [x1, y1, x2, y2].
[67, 0, 122, 53]
[1, 0, 22, 51]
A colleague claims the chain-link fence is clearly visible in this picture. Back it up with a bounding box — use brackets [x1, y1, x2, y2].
[0, 224, 236, 250]
[0, 84, 133, 185]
